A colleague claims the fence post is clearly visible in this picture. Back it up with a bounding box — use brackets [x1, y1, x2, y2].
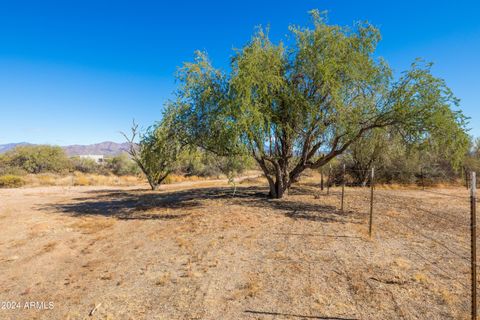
[320, 168, 324, 191]
[327, 164, 331, 195]
[471, 172, 477, 320]
[467, 167, 470, 190]
[369, 167, 375, 238]
[421, 168, 425, 190]
[341, 164, 345, 212]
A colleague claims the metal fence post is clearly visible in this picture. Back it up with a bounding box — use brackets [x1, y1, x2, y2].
[466, 167, 470, 190]
[369, 167, 375, 238]
[327, 164, 331, 195]
[471, 172, 477, 320]
[421, 168, 425, 190]
[341, 164, 345, 212]
[320, 168, 324, 191]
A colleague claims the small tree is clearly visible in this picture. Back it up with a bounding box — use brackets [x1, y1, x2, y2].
[172, 11, 468, 198]
[4, 145, 71, 174]
[123, 109, 182, 190]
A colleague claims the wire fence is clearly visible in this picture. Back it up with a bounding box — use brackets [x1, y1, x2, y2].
[318, 166, 478, 319]
[227, 167, 477, 318]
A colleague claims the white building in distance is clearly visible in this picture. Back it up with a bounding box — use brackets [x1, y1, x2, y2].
[79, 154, 104, 163]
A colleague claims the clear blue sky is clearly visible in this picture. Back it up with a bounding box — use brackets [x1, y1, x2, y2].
[1, 0, 479, 145]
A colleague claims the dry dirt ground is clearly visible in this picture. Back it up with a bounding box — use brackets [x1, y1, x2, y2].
[0, 176, 475, 320]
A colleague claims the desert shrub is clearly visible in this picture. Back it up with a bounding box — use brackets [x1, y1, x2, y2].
[0, 154, 8, 174]
[323, 125, 469, 186]
[106, 153, 140, 176]
[71, 154, 139, 176]
[176, 148, 255, 177]
[0, 154, 26, 176]
[3, 145, 71, 174]
[0, 175, 25, 188]
[70, 156, 105, 174]
[0, 164, 27, 176]
[176, 148, 206, 176]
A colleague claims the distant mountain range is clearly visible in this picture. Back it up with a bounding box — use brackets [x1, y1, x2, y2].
[0, 141, 130, 156]
[0, 142, 32, 153]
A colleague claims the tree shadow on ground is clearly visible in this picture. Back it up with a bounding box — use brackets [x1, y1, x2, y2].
[43, 184, 364, 223]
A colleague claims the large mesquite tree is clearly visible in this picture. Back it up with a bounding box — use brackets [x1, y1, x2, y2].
[173, 11, 467, 198]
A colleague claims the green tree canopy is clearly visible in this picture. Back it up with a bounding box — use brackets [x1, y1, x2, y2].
[173, 10, 468, 198]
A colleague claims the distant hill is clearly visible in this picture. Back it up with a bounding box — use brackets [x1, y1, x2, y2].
[0, 141, 130, 157]
[63, 141, 130, 156]
[0, 142, 32, 153]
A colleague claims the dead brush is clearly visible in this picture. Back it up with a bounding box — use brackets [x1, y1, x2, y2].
[437, 287, 457, 306]
[42, 241, 57, 253]
[70, 218, 115, 234]
[22, 172, 144, 187]
[155, 272, 171, 286]
[238, 274, 263, 298]
[413, 272, 430, 285]
[175, 237, 192, 250]
[32, 241, 59, 257]
[393, 258, 411, 270]
[163, 174, 203, 184]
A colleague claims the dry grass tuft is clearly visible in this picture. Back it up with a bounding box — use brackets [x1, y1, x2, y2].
[239, 176, 266, 185]
[163, 174, 206, 184]
[21, 172, 225, 187]
[239, 274, 263, 298]
[413, 272, 430, 285]
[437, 287, 456, 305]
[175, 237, 192, 250]
[393, 258, 411, 270]
[0, 175, 26, 188]
[386, 209, 401, 216]
[23, 172, 143, 187]
[155, 272, 171, 286]
[42, 241, 57, 253]
[375, 183, 421, 190]
[74, 175, 90, 186]
[70, 218, 116, 234]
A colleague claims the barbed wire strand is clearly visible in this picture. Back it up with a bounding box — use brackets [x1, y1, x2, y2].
[382, 213, 470, 263]
[372, 191, 470, 231]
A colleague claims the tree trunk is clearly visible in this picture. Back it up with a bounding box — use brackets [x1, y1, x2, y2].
[264, 172, 289, 198]
[148, 180, 160, 190]
[256, 158, 315, 199]
[276, 181, 285, 199]
[149, 173, 170, 191]
[267, 178, 277, 198]
[361, 169, 370, 187]
[147, 176, 162, 190]
[266, 174, 289, 199]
